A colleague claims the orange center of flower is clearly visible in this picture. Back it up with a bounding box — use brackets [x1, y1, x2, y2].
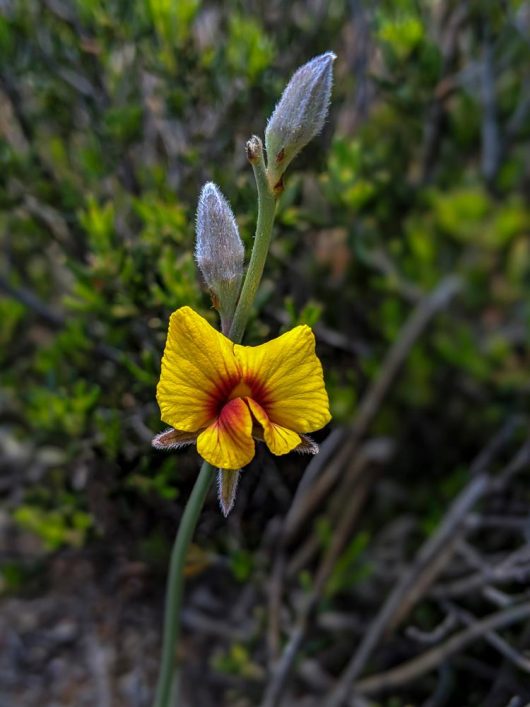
[210, 377, 260, 420]
[228, 381, 253, 400]
[211, 375, 270, 424]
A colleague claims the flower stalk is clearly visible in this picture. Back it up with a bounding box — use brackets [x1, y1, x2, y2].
[229, 136, 276, 344]
[153, 140, 279, 707]
[153, 460, 214, 707]
[152, 52, 335, 707]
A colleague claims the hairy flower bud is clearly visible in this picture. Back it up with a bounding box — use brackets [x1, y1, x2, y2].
[195, 182, 245, 331]
[265, 51, 336, 191]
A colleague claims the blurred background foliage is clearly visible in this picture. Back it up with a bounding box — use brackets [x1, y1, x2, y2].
[1, 0, 530, 705]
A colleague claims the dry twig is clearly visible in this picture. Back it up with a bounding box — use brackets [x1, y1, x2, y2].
[353, 603, 530, 697]
[443, 601, 530, 674]
[324, 434, 530, 707]
[262, 277, 462, 707]
[285, 275, 462, 544]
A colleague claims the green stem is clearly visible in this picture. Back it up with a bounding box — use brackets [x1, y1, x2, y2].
[153, 460, 214, 707]
[154, 137, 277, 707]
[229, 139, 276, 344]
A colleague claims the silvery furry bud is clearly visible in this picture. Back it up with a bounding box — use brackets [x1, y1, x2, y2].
[265, 52, 336, 191]
[195, 182, 245, 332]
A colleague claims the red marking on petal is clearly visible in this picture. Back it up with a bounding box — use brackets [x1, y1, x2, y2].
[241, 373, 271, 408]
[218, 397, 249, 429]
[206, 373, 242, 419]
[205, 370, 271, 420]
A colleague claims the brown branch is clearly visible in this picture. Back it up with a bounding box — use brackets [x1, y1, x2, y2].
[324, 435, 530, 707]
[354, 603, 530, 696]
[266, 428, 347, 662]
[443, 601, 530, 674]
[284, 275, 462, 545]
[406, 613, 458, 645]
[285, 438, 392, 581]
[0, 275, 65, 328]
[261, 277, 462, 707]
[480, 29, 501, 186]
[432, 541, 530, 600]
[324, 473, 490, 707]
[0, 275, 122, 364]
[314, 439, 393, 594]
[490, 440, 530, 490]
[420, 4, 468, 184]
[261, 441, 391, 707]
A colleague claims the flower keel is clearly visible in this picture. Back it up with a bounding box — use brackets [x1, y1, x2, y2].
[246, 398, 301, 455]
[197, 398, 255, 469]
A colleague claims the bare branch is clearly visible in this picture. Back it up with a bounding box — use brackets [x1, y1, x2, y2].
[353, 603, 530, 696]
[324, 432, 530, 707]
[284, 276, 462, 544]
[443, 601, 530, 673]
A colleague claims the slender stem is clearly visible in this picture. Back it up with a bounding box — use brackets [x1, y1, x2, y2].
[153, 461, 214, 707]
[154, 137, 277, 707]
[229, 137, 277, 344]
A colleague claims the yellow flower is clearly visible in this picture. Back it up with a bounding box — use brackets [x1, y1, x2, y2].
[153, 307, 331, 469]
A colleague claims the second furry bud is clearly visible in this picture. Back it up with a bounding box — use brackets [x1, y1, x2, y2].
[195, 182, 245, 332]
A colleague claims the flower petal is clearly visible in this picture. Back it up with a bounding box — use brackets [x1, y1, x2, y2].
[197, 398, 255, 469]
[246, 398, 301, 456]
[235, 326, 331, 433]
[156, 307, 239, 431]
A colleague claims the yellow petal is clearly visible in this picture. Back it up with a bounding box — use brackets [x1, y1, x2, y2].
[156, 307, 239, 431]
[235, 326, 331, 433]
[197, 398, 255, 469]
[246, 398, 301, 455]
